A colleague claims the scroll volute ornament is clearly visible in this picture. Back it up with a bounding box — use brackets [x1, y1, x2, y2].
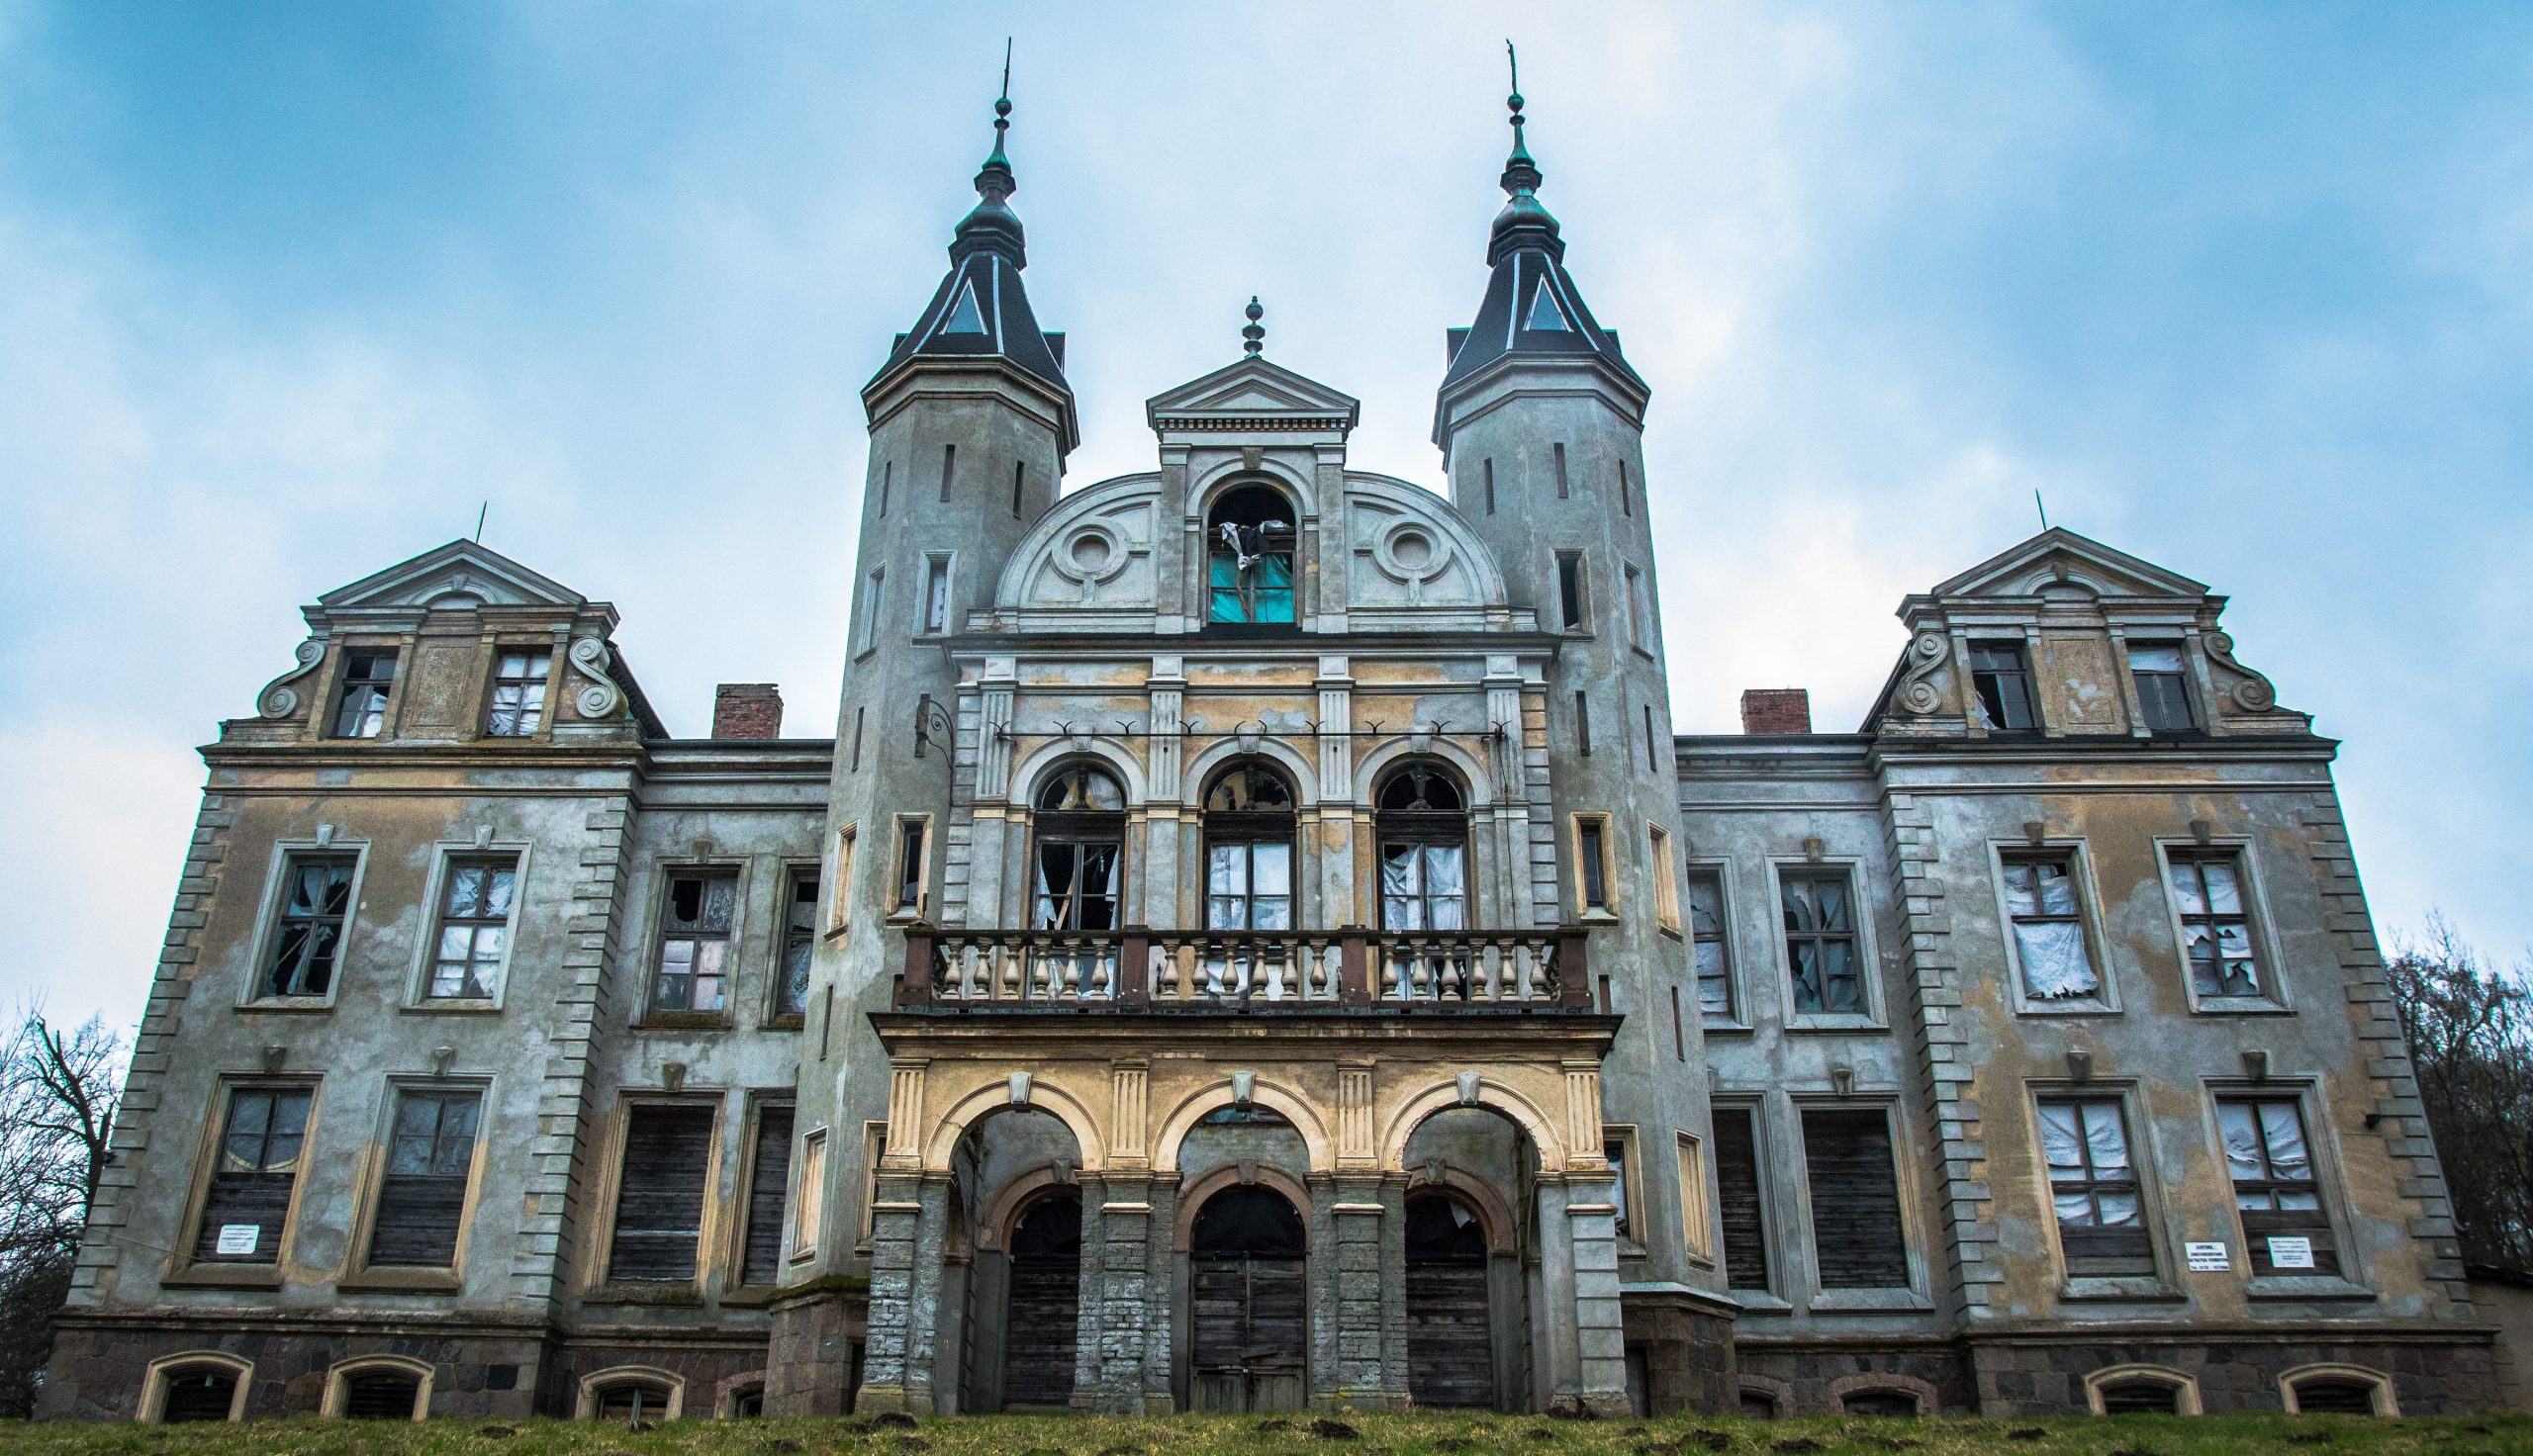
[1896, 631, 1950, 715]
[568, 635, 622, 719]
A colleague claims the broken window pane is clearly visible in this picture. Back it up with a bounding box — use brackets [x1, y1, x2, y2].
[2038, 1097, 2152, 1275]
[429, 857, 516, 999]
[1782, 870, 1862, 1014]
[1689, 870, 1733, 1016]
[265, 856, 355, 998]
[652, 868, 738, 1015]
[1970, 641, 2038, 732]
[2128, 643, 2196, 732]
[196, 1086, 313, 1263]
[370, 1090, 481, 1267]
[331, 650, 398, 738]
[2002, 857, 2101, 1002]
[483, 650, 551, 737]
[2219, 1096, 2337, 1274]
[2168, 852, 2263, 997]
[779, 866, 817, 1017]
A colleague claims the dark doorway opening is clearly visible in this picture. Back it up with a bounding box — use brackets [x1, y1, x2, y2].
[1002, 1191, 1082, 1410]
[1190, 1184, 1307, 1411]
[1405, 1192, 1494, 1408]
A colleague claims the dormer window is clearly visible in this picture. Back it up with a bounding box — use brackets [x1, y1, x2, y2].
[2128, 644, 2196, 733]
[484, 649, 550, 737]
[1206, 486, 1296, 626]
[331, 650, 398, 739]
[1970, 641, 2038, 733]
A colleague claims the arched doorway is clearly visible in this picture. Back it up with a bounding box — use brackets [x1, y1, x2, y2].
[1189, 1184, 1307, 1411]
[1405, 1191, 1494, 1408]
[1000, 1191, 1082, 1410]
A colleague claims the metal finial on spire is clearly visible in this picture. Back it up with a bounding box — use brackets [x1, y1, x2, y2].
[1506, 41, 1526, 151]
[1242, 297, 1265, 356]
[986, 38, 1014, 166]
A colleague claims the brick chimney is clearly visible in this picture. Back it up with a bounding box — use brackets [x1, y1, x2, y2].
[711, 683, 784, 741]
[1739, 688, 1812, 735]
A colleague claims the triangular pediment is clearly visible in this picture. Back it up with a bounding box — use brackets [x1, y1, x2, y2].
[1146, 356, 1360, 434]
[318, 539, 589, 611]
[1927, 528, 2210, 602]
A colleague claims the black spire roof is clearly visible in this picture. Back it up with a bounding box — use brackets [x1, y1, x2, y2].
[1439, 52, 1642, 398]
[869, 75, 1072, 398]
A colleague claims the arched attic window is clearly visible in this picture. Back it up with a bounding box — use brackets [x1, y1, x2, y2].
[1203, 763, 1296, 930]
[1207, 485, 1297, 626]
[1031, 765, 1126, 931]
[1376, 764, 1468, 932]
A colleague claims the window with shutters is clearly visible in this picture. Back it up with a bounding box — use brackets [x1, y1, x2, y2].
[2000, 852, 2106, 1009]
[1688, 868, 1735, 1018]
[650, 868, 738, 1016]
[1801, 1107, 1911, 1290]
[425, 857, 516, 1001]
[260, 854, 356, 1000]
[2219, 1096, 2341, 1277]
[2165, 848, 2271, 1002]
[739, 1105, 795, 1286]
[606, 1103, 716, 1283]
[776, 866, 817, 1020]
[2036, 1097, 2154, 1278]
[1712, 1107, 1770, 1292]
[366, 1089, 481, 1268]
[1780, 867, 1865, 1017]
[483, 648, 550, 737]
[192, 1085, 314, 1264]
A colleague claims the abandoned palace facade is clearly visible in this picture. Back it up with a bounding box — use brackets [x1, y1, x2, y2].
[44, 86, 2496, 1423]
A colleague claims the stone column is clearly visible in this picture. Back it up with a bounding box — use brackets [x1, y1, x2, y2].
[1562, 1166, 1631, 1417]
[1328, 1176, 1408, 1410]
[1078, 1171, 1160, 1411]
[1143, 1176, 1180, 1412]
[858, 1170, 950, 1413]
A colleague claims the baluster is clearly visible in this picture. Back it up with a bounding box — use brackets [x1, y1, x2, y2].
[1313, 942, 1335, 1000]
[960, 943, 981, 999]
[1404, 940, 1428, 1000]
[1470, 941, 1496, 1003]
[1089, 942, 1113, 1000]
[1524, 936, 1546, 1002]
[1056, 940, 1079, 1000]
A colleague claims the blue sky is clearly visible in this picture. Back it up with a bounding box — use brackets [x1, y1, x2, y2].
[2, 2, 2528, 1028]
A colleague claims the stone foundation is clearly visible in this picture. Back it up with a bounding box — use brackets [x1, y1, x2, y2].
[1621, 1289, 1738, 1414]
[1967, 1332, 2502, 1417]
[39, 1318, 549, 1422]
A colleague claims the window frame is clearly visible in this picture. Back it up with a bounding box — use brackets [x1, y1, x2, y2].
[1686, 862, 1740, 1026]
[1373, 763, 1470, 935]
[169, 1076, 324, 1287]
[772, 862, 820, 1025]
[344, 1077, 492, 1283]
[1709, 1101, 1776, 1298]
[1791, 1098, 1929, 1311]
[733, 1097, 797, 1289]
[322, 1354, 435, 1420]
[1968, 638, 2041, 734]
[1203, 483, 1302, 629]
[241, 841, 369, 1009]
[829, 824, 857, 938]
[1554, 550, 1589, 632]
[1987, 840, 2115, 1016]
[889, 814, 932, 921]
[2027, 1086, 2170, 1293]
[1646, 823, 1682, 935]
[919, 552, 955, 636]
[1030, 764, 1130, 933]
[2206, 1082, 2358, 1287]
[793, 1124, 830, 1261]
[1770, 860, 1880, 1028]
[1677, 1131, 1714, 1268]
[1602, 1124, 1642, 1251]
[141, 1351, 254, 1423]
[1568, 813, 1617, 921]
[1200, 762, 1299, 932]
[329, 645, 401, 739]
[2154, 839, 2290, 1013]
[594, 1096, 725, 1292]
[2083, 1364, 2204, 1416]
[480, 644, 555, 739]
[1624, 563, 1655, 658]
[643, 862, 748, 1025]
[2125, 639, 2199, 734]
[855, 566, 887, 659]
[407, 845, 529, 1009]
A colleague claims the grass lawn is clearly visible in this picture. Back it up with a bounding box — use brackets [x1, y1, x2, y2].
[4, 1411, 2532, 1456]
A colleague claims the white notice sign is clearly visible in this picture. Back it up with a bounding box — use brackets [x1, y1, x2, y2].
[2268, 1235, 2316, 1270]
[215, 1224, 260, 1256]
[2184, 1240, 2230, 1272]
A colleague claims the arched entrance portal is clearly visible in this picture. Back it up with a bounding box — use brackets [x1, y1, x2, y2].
[1189, 1185, 1307, 1411]
[1000, 1192, 1081, 1410]
[1405, 1191, 1495, 1408]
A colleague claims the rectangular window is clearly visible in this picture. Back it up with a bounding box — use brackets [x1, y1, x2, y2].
[2168, 850, 2263, 997]
[2129, 643, 2196, 732]
[831, 827, 857, 934]
[894, 817, 928, 913]
[427, 856, 516, 1000]
[794, 1126, 828, 1257]
[1553, 442, 1569, 499]
[1970, 640, 2038, 732]
[1575, 689, 1592, 756]
[2002, 854, 2101, 1005]
[1781, 868, 1863, 1014]
[938, 442, 956, 500]
[368, 1089, 482, 1268]
[740, 1106, 796, 1285]
[921, 556, 951, 634]
[1576, 817, 1611, 914]
[607, 1103, 716, 1283]
[1625, 565, 1652, 652]
[651, 869, 738, 1014]
[858, 568, 886, 654]
[1482, 458, 1496, 515]
[1556, 552, 1587, 630]
[2037, 1098, 2152, 1277]
[778, 866, 818, 1018]
[331, 650, 397, 738]
[1712, 1107, 1770, 1291]
[1688, 869, 1733, 1015]
[194, 1085, 314, 1263]
[850, 706, 866, 771]
[878, 460, 891, 516]
[856, 1122, 888, 1248]
[1619, 460, 1632, 517]
[1648, 825, 1681, 931]
[1604, 1134, 1634, 1240]
[1644, 703, 1658, 772]
[1678, 1133, 1713, 1263]
[2220, 1097, 2338, 1275]
[1011, 460, 1026, 517]
[483, 649, 550, 737]
[1669, 985, 1685, 1060]
[264, 854, 355, 998]
[1802, 1108, 1910, 1289]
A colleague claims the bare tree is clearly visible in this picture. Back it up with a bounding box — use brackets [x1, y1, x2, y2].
[0, 1012, 124, 1418]
[2388, 915, 2533, 1270]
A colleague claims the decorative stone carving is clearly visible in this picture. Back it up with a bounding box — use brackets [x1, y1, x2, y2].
[2203, 631, 2279, 712]
[1230, 1070, 1255, 1108]
[1456, 1070, 1482, 1107]
[1008, 1070, 1033, 1106]
[662, 1062, 688, 1093]
[1896, 632, 1949, 715]
[568, 635, 621, 719]
[256, 639, 328, 719]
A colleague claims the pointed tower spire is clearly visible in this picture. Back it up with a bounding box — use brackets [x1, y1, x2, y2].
[952, 41, 1027, 266]
[1491, 41, 1562, 265]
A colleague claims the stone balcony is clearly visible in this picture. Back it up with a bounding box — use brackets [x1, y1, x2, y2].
[895, 925, 1591, 1011]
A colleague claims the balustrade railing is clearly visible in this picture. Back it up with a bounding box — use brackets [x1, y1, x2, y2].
[899, 926, 1590, 1011]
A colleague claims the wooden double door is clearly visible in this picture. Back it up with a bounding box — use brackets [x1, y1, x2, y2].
[1189, 1186, 1307, 1412]
[1000, 1193, 1081, 1410]
[1405, 1192, 1495, 1409]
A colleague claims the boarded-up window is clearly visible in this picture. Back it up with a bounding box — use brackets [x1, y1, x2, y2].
[367, 1090, 481, 1267]
[2221, 1097, 2339, 1276]
[193, 1086, 313, 1263]
[2038, 1098, 2152, 1276]
[793, 1128, 827, 1256]
[342, 1369, 422, 1419]
[608, 1103, 715, 1282]
[1802, 1108, 1909, 1289]
[1712, 1107, 1770, 1292]
[740, 1106, 795, 1286]
[1678, 1133, 1713, 1263]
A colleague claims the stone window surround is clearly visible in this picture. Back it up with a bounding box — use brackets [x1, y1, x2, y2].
[918, 550, 957, 636]
[2279, 1362, 2398, 1415]
[327, 639, 405, 740]
[1568, 813, 1619, 925]
[2150, 837, 2295, 1016]
[632, 857, 756, 1031]
[828, 824, 857, 938]
[478, 640, 562, 741]
[2018, 1078, 2184, 1303]
[336, 1072, 496, 1293]
[889, 813, 934, 922]
[235, 837, 372, 1012]
[1764, 857, 1887, 1032]
[1676, 1130, 1714, 1269]
[714, 1371, 770, 1419]
[403, 839, 533, 1012]
[319, 1353, 435, 1419]
[2197, 1075, 2377, 1302]
[1602, 1122, 1644, 1255]
[581, 1091, 729, 1301]
[160, 1072, 327, 1291]
[1785, 1092, 1933, 1314]
[2082, 1362, 2204, 1415]
[1983, 837, 2120, 1018]
[573, 1365, 687, 1421]
[1827, 1371, 1940, 1415]
[1689, 859, 1748, 1032]
[767, 861, 821, 1027]
[1708, 1096, 1781, 1306]
[138, 1349, 253, 1423]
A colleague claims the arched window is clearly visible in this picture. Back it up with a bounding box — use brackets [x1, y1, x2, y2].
[1030, 765, 1125, 931]
[1375, 764, 1468, 932]
[2097, 1378, 2182, 1414]
[340, 1368, 423, 1420]
[1207, 485, 1297, 626]
[157, 1367, 242, 1423]
[1738, 1388, 1780, 1419]
[588, 1375, 679, 1422]
[1840, 1388, 1923, 1417]
[1203, 763, 1296, 930]
[2286, 1369, 2392, 1415]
